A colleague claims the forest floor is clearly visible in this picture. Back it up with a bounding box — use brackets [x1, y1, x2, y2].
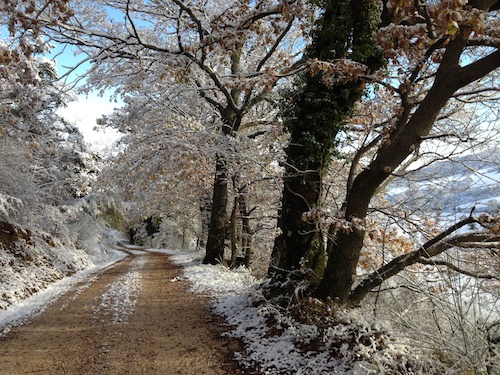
[0, 245, 246, 374]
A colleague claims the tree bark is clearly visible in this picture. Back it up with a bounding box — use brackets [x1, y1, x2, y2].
[229, 193, 239, 267]
[270, 152, 325, 274]
[197, 192, 211, 250]
[203, 152, 229, 264]
[238, 191, 253, 268]
[269, 0, 384, 283]
[203, 39, 243, 266]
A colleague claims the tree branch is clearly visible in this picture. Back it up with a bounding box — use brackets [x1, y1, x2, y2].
[452, 48, 500, 92]
[348, 216, 478, 305]
[346, 134, 382, 197]
[256, 15, 295, 73]
[417, 258, 499, 280]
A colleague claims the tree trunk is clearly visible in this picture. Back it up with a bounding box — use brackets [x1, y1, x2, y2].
[197, 192, 211, 250]
[203, 152, 229, 264]
[181, 225, 186, 249]
[269, 149, 326, 277]
[238, 191, 253, 268]
[316, 34, 500, 305]
[269, 0, 384, 282]
[229, 194, 239, 267]
[202, 37, 243, 266]
[316, 74, 457, 304]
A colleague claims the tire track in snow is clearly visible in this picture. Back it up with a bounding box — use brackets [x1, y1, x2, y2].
[93, 256, 146, 323]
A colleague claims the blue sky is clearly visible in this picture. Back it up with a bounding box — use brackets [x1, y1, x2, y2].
[1, 21, 121, 153]
[48, 42, 90, 84]
[45, 39, 122, 152]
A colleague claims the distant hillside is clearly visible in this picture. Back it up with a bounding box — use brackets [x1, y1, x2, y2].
[387, 148, 500, 220]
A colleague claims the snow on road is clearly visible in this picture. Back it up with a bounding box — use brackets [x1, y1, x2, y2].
[0, 249, 242, 374]
[93, 255, 146, 323]
[1, 246, 458, 374]
[0, 252, 126, 336]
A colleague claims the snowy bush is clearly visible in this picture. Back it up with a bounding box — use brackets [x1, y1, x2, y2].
[0, 218, 119, 311]
[358, 271, 500, 375]
[0, 194, 23, 220]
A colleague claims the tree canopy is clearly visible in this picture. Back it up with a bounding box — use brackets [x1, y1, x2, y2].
[1, 1, 500, 371]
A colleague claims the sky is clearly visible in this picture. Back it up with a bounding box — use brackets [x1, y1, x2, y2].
[0, 24, 121, 153]
[56, 94, 122, 154]
[48, 40, 123, 153]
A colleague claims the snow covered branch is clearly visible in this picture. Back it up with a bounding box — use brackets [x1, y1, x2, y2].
[348, 215, 500, 305]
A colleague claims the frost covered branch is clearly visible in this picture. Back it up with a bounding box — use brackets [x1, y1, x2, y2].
[348, 215, 498, 305]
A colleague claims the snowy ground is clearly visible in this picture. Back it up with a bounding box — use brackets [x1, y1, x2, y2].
[0, 245, 390, 374]
[1, 244, 481, 374]
[92, 255, 146, 323]
[0, 249, 126, 335]
[161, 250, 437, 375]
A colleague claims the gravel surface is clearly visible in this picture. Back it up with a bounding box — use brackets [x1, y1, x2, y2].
[0, 249, 244, 374]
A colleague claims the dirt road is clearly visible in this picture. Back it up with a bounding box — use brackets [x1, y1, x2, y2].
[0, 249, 243, 374]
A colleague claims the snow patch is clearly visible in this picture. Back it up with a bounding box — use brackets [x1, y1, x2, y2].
[164, 251, 353, 374]
[92, 256, 146, 323]
[0, 253, 125, 335]
[167, 249, 451, 374]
